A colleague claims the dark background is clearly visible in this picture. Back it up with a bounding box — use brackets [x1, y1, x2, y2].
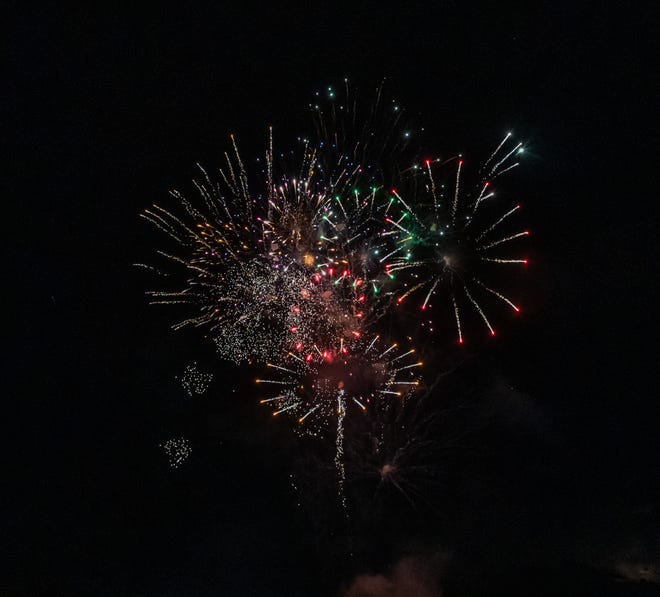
[7, 3, 658, 595]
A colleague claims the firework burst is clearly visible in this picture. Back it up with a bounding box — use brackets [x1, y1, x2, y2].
[257, 333, 422, 504]
[257, 334, 421, 435]
[380, 133, 529, 343]
[137, 128, 393, 363]
[309, 80, 420, 189]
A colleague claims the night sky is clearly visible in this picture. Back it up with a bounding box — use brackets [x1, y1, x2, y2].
[7, 4, 659, 596]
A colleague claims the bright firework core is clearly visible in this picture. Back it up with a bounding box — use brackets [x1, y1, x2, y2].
[379, 462, 397, 480]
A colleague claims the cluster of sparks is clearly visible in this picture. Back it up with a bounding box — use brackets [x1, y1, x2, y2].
[179, 362, 213, 397]
[160, 437, 192, 469]
[140, 86, 529, 501]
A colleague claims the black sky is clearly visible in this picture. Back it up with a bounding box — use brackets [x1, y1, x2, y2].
[6, 3, 659, 596]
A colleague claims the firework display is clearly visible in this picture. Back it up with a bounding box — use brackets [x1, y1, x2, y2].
[139, 83, 530, 504]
